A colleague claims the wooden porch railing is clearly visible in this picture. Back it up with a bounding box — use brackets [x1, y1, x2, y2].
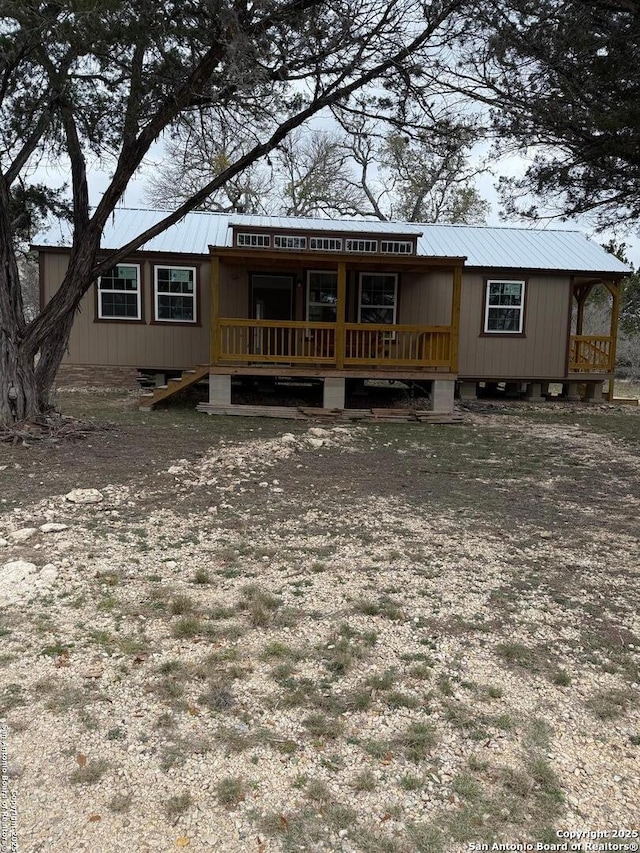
[216, 318, 454, 369]
[568, 335, 613, 372]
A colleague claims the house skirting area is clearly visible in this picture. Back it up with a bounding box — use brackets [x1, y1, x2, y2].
[458, 378, 610, 403]
[196, 369, 460, 423]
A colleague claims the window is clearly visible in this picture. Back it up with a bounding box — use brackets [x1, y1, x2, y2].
[358, 273, 397, 324]
[154, 266, 197, 323]
[380, 240, 413, 255]
[306, 271, 337, 322]
[237, 232, 270, 248]
[97, 264, 141, 320]
[274, 234, 307, 249]
[346, 239, 377, 253]
[484, 280, 525, 333]
[309, 237, 343, 251]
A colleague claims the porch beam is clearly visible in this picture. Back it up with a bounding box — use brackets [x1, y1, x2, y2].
[210, 254, 221, 365]
[336, 261, 346, 369]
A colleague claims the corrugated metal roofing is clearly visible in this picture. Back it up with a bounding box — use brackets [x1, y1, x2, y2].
[33, 208, 630, 274]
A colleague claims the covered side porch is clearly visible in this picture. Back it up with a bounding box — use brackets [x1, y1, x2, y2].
[566, 276, 622, 401]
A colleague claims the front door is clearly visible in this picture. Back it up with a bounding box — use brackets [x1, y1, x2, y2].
[251, 274, 294, 320]
[250, 274, 294, 357]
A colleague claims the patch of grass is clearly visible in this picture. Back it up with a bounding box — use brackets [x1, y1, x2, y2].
[398, 721, 437, 762]
[306, 779, 332, 803]
[302, 712, 344, 740]
[238, 583, 281, 627]
[262, 641, 300, 660]
[0, 684, 27, 715]
[216, 776, 246, 808]
[160, 736, 210, 770]
[586, 688, 634, 719]
[197, 685, 235, 711]
[108, 792, 132, 813]
[106, 726, 126, 741]
[40, 642, 70, 657]
[171, 615, 202, 638]
[399, 773, 423, 791]
[524, 718, 554, 751]
[452, 772, 482, 801]
[495, 641, 537, 670]
[352, 769, 377, 792]
[164, 792, 193, 822]
[170, 594, 195, 615]
[192, 568, 211, 584]
[69, 758, 109, 785]
[552, 669, 571, 686]
[366, 668, 396, 691]
[385, 690, 419, 709]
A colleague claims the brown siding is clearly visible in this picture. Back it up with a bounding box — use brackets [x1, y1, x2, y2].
[398, 271, 452, 326]
[219, 264, 248, 317]
[458, 272, 570, 379]
[42, 252, 210, 369]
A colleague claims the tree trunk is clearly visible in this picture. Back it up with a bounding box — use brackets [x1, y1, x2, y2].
[0, 328, 39, 423]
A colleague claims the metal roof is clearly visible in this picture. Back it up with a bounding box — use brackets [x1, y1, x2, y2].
[33, 208, 630, 274]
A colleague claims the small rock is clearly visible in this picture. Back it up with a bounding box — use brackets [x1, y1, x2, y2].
[0, 538, 8, 548]
[307, 438, 324, 449]
[539, 531, 553, 539]
[8, 527, 38, 543]
[165, 561, 177, 571]
[40, 523, 69, 534]
[308, 427, 330, 437]
[65, 488, 103, 504]
[84, 666, 103, 679]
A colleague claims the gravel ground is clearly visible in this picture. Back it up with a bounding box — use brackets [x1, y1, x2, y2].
[0, 401, 638, 853]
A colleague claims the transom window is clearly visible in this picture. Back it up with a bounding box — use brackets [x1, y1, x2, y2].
[306, 271, 337, 322]
[237, 232, 270, 248]
[274, 235, 307, 249]
[358, 273, 397, 325]
[484, 280, 525, 333]
[380, 240, 413, 255]
[154, 266, 197, 323]
[346, 239, 377, 253]
[309, 237, 343, 251]
[97, 264, 141, 320]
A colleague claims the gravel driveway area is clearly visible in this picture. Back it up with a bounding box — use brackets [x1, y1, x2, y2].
[1, 394, 638, 852]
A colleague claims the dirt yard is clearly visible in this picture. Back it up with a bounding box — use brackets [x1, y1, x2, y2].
[0, 392, 638, 853]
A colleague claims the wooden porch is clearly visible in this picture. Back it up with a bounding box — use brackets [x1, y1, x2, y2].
[568, 278, 621, 376]
[209, 254, 462, 374]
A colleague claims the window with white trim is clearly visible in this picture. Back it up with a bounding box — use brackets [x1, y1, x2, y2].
[154, 266, 197, 322]
[484, 280, 525, 333]
[358, 273, 397, 324]
[274, 234, 307, 249]
[237, 232, 270, 247]
[380, 240, 413, 255]
[309, 237, 343, 251]
[306, 271, 337, 322]
[346, 239, 377, 253]
[97, 264, 141, 320]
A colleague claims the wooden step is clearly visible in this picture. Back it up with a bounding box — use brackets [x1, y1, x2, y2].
[139, 365, 209, 409]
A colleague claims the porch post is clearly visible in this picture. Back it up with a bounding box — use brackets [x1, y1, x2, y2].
[210, 254, 220, 366]
[450, 264, 462, 373]
[336, 261, 346, 369]
[607, 279, 621, 380]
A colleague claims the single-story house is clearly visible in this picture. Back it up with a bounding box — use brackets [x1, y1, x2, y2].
[34, 209, 629, 416]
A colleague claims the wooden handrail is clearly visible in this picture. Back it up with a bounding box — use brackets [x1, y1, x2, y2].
[215, 318, 454, 370]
